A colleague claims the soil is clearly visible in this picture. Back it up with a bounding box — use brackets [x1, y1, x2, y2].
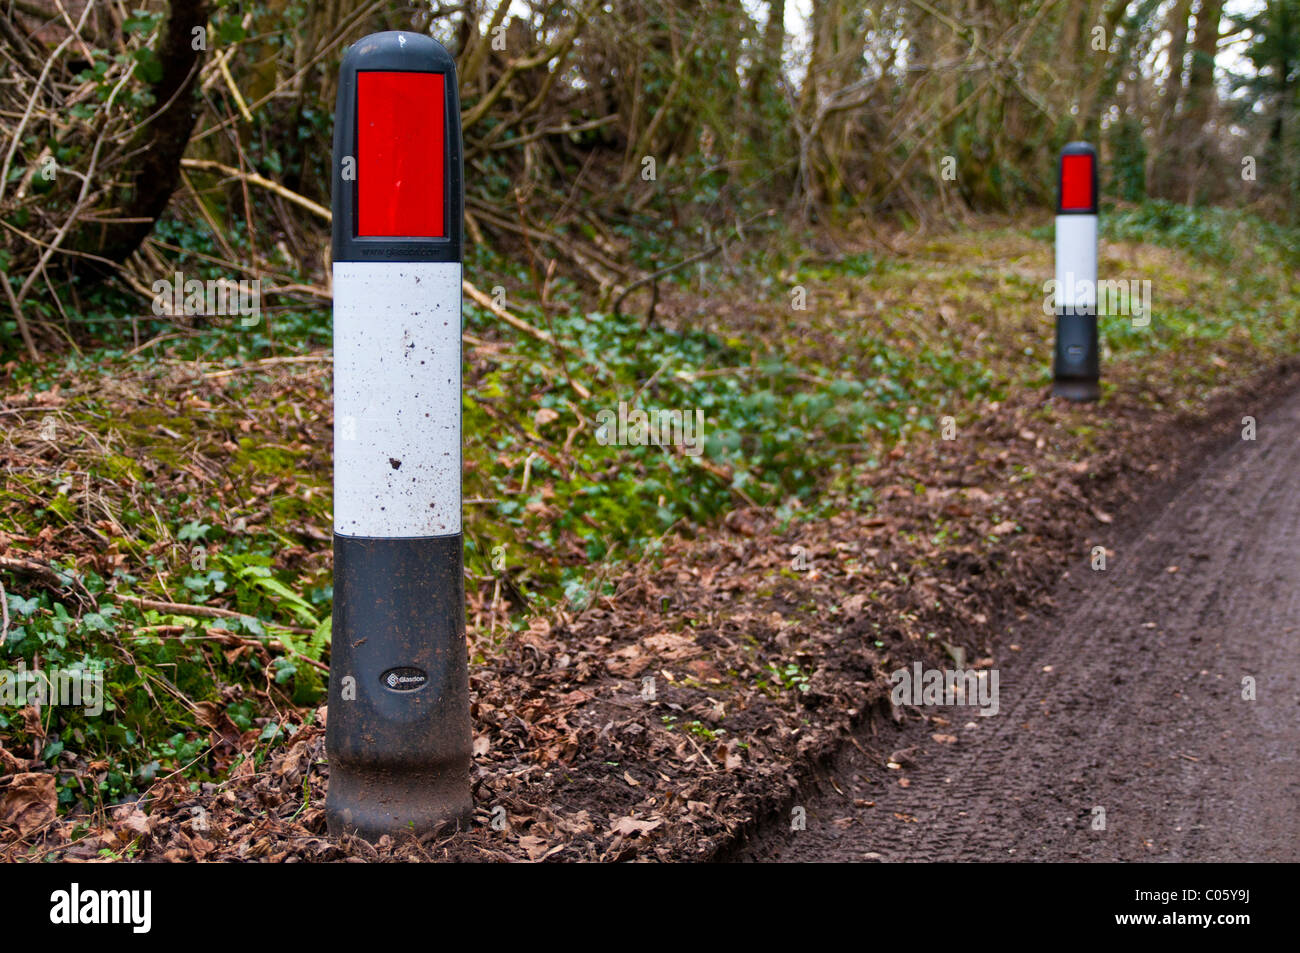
[739, 387, 1300, 862]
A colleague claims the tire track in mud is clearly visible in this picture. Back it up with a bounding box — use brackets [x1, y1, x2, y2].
[745, 390, 1300, 862]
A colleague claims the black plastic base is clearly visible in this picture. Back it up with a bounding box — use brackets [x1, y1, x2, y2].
[1053, 307, 1100, 403]
[1052, 378, 1102, 401]
[326, 533, 472, 840]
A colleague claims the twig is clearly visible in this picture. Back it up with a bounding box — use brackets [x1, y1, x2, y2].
[0, 270, 40, 361]
[463, 279, 554, 349]
[0, 555, 67, 590]
[0, 0, 95, 205]
[480, 114, 618, 152]
[179, 158, 331, 221]
[201, 353, 332, 378]
[14, 60, 136, 308]
[0, 578, 8, 647]
[613, 208, 774, 319]
[122, 331, 189, 358]
[216, 50, 254, 123]
[132, 624, 330, 673]
[110, 594, 254, 621]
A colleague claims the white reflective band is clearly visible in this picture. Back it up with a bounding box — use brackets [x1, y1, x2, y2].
[1054, 214, 1098, 309]
[333, 261, 461, 538]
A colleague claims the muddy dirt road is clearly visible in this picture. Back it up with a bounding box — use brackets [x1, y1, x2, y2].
[746, 390, 1300, 862]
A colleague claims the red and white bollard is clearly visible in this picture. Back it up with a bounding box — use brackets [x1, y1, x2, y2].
[1052, 141, 1100, 401]
[326, 31, 471, 840]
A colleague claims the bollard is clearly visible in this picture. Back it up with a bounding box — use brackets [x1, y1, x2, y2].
[326, 31, 472, 840]
[1052, 141, 1100, 402]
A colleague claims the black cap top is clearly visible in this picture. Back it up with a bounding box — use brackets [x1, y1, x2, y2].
[331, 32, 463, 263]
[1057, 141, 1098, 215]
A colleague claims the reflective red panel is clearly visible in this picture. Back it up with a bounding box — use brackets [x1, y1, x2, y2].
[1060, 153, 1094, 211]
[357, 71, 445, 237]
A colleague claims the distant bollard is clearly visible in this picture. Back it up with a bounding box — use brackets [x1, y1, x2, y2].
[325, 31, 472, 840]
[1052, 141, 1100, 402]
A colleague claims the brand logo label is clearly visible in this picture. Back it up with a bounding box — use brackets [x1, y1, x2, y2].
[382, 667, 428, 692]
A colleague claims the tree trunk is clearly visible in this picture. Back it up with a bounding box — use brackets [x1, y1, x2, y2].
[1183, 0, 1224, 132]
[83, 0, 210, 264]
[748, 0, 785, 109]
